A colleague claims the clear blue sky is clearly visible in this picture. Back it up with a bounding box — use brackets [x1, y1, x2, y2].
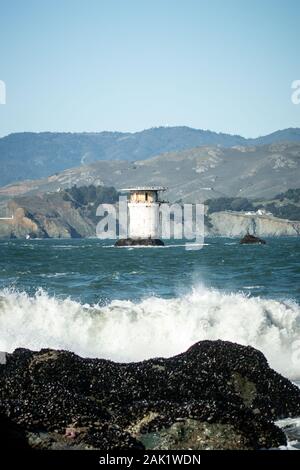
[0, 0, 299, 137]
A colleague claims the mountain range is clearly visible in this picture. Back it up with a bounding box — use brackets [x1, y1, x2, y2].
[1, 126, 300, 187]
[1, 141, 299, 203]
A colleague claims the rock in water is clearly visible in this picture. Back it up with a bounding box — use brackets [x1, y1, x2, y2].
[115, 238, 164, 247]
[240, 234, 266, 244]
[1, 340, 300, 450]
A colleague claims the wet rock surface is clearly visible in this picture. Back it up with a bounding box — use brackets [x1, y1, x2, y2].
[240, 234, 266, 244]
[115, 238, 164, 247]
[1, 340, 300, 450]
[0, 413, 30, 449]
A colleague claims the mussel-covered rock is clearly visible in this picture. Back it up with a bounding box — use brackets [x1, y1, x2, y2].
[1, 340, 299, 449]
[0, 413, 30, 449]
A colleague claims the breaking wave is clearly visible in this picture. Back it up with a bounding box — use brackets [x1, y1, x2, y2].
[0, 286, 300, 379]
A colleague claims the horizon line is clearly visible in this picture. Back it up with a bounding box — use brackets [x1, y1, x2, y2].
[1, 125, 300, 141]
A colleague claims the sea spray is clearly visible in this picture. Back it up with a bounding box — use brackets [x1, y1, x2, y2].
[0, 285, 300, 379]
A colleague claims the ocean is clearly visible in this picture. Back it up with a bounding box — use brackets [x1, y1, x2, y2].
[2, 236, 300, 448]
[1, 237, 300, 379]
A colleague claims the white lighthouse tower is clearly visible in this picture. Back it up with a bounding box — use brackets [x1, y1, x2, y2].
[116, 186, 166, 246]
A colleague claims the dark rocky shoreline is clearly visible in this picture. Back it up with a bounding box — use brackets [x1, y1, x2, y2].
[1, 340, 300, 450]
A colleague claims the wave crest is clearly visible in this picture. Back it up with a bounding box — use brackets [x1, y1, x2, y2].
[0, 286, 299, 379]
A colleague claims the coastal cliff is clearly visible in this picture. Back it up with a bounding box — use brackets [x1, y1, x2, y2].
[0, 185, 299, 239]
[1, 207, 299, 239]
[209, 211, 300, 237]
[0, 185, 118, 239]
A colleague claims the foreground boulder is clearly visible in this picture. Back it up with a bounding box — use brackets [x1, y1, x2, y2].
[0, 340, 300, 450]
[0, 413, 30, 449]
[240, 233, 266, 244]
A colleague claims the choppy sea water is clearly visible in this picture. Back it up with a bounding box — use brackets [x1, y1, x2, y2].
[1, 237, 300, 447]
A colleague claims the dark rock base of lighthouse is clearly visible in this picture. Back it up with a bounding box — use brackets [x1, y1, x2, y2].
[115, 238, 164, 247]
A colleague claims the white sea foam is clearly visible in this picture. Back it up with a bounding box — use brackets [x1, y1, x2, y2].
[109, 243, 210, 249]
[276, 416, 300, 450]
[243, 286, 262, 290]
[0, 285, 299, 379]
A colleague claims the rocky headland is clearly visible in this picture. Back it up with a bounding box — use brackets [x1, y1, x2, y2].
[0, 185, 299, 239]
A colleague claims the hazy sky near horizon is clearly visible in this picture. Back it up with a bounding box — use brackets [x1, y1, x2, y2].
[0, 0, 299, 138]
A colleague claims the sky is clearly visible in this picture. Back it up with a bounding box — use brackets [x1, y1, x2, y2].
[0, 0, 299, 138]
